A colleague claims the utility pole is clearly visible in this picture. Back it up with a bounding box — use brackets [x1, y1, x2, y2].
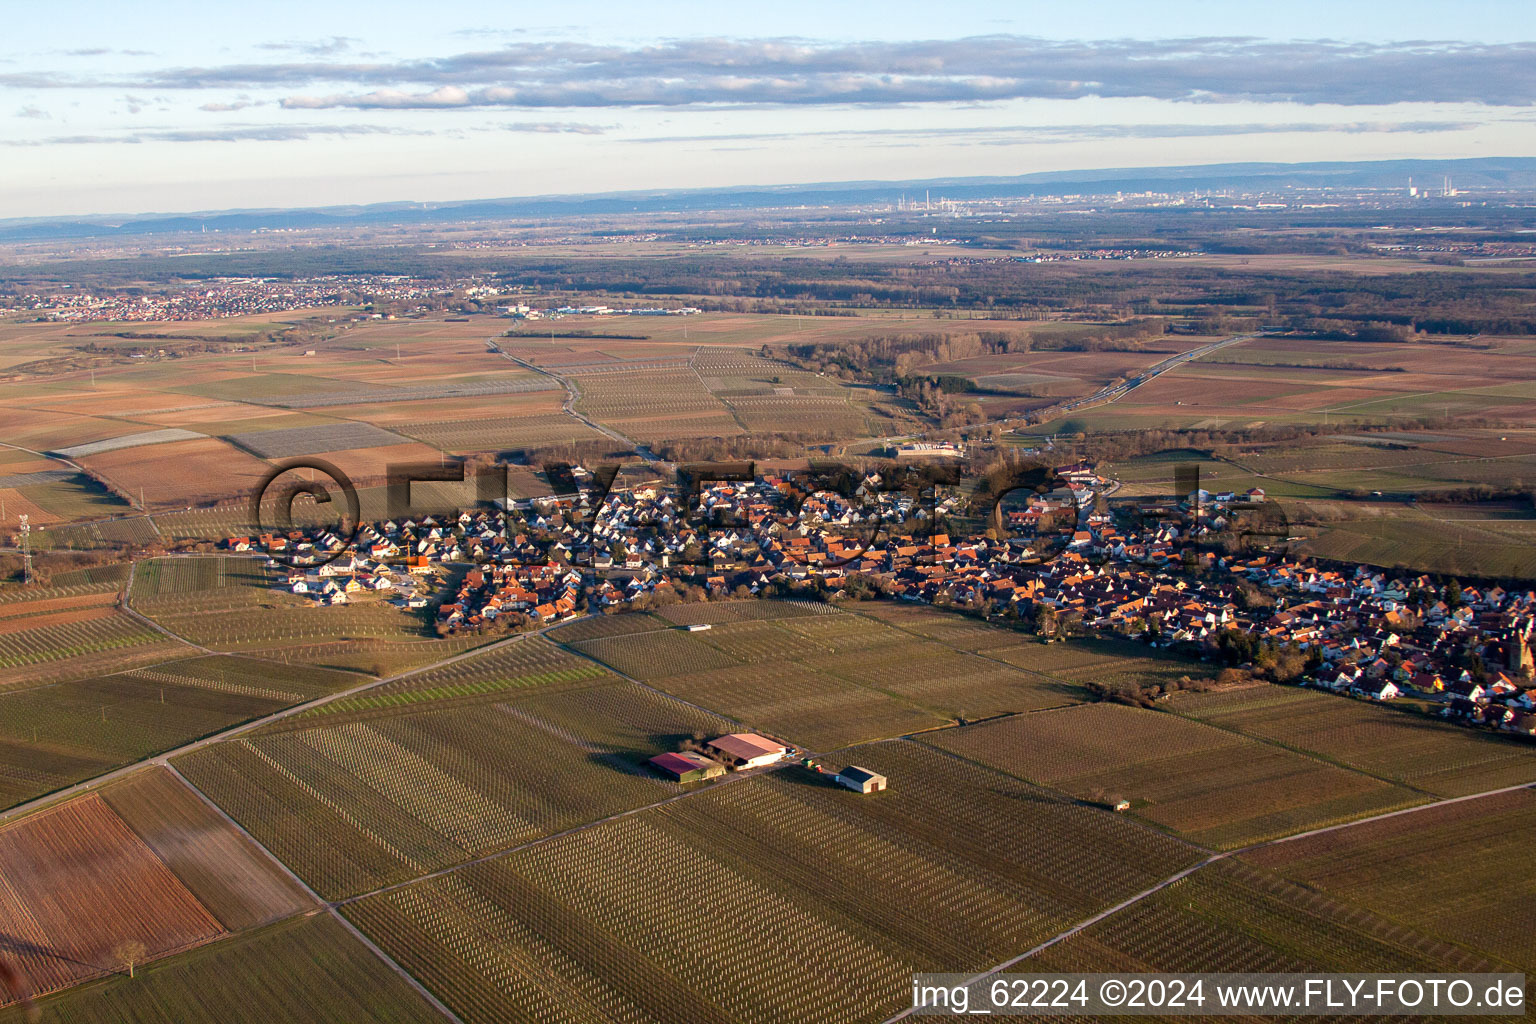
[18, 515, 32, 585]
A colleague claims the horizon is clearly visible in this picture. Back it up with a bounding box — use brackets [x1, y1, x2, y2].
[6, 153, 1536, 227]
[5, 0, 1536, 219]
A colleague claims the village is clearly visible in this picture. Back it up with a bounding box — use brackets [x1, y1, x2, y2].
[232, 460, 1536, 742]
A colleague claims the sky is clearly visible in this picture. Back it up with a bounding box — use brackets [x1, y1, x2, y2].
[4, 1, 1536, 219]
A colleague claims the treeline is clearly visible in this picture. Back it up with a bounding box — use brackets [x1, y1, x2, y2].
[774, 322, 1165, 381]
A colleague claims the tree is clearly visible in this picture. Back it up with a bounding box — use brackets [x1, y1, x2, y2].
[113, 941, 147, 979]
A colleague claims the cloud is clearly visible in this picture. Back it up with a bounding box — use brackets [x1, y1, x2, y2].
[62, 47, 154, 57]
[282, 85, 470, 109]
[16, 105, 49, 119]
[502, 121, 608, 134]
[199, 99, 257, 111]
[9, 36, 1536, 109]
[258, 36, 356, 56]
[153, 37, 1536, 108]
[2, 124, 423, 146]
[630, 120, 1484, 147]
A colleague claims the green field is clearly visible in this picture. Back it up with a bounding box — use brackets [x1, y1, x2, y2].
[0, 654, 360, 810]
[0, 915, 445, 1024]
[0, 612, 177, 673]
[344, 741, 1199, 1024]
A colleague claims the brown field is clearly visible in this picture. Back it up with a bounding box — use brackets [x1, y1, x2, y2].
[0, 589, 118, 622]
[0, 602, 116, 636]
[925, 703, 1423, 848]
[1243, 789, 1536, 972]
[100, 768, 314, 932]
[321, 389, 569, 426]
[77, 437, 270, 508]
[0, 795, 223, 1003]
[307, 441, 448, 482]
[0, 488, 60, 524]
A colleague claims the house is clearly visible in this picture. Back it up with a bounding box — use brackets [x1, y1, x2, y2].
[1352, 679, 1400, 701]
[834, 765, 887, 794]
[647, 751, 725, 783]
[707, 733, 789, 769]
[1505, 711, 1536, 736]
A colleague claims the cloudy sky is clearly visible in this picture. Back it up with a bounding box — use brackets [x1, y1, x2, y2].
[4, 0, 1536, 218]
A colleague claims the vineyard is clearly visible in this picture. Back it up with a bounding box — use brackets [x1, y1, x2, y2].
[851, 603, 1027, 651]
[352, 636, 617, 705]
[344, 742, 1199, 1024]
[574, 368, 743, 442]
[653, 598, 832, 626]
[145, 601, 438, 651]
[773, 610, 911, 652]
[176, 675, 725, 899]
[150, 504, 255, 544]
[546, 612, 668, 643]
[239, 634, 488, 676]
[0, 611, 174, 673]
[1027, 858, 1502, 986]
[226, 422, 411, 459]
[569, 630, 742, 681]
[1243, 788, 1536, 972]
[925, 703, 1424, 848]
[0, 581, 123, 607]
[396, 414, 606, 451]
[1170, 685, 1536, 796]
[564, 604, 1097, 747]
[816, 642, 1081, 719]
[32, 561, 131, 588]
[0, 654, 355, 810]
[0, 795, 224, 1003]
[984, 637, 1206, 696]
[130, 556, 271, 601]
[651, 662, 945, 750]
[2, 914, 445, 1024]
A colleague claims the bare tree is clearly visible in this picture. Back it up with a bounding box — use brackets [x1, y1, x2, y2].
[113, 941, 147, 979]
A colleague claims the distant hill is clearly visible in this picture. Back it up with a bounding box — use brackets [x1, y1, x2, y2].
[5, 157, 1536, 243]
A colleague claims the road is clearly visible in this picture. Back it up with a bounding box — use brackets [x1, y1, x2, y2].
[1056, 332, 1261, 414]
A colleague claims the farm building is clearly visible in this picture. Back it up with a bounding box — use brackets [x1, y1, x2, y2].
[834, 766, 887, 794]
[707, 733, 788, 769]
[683, 623, 713, 632]
[647, 751, 725, 783]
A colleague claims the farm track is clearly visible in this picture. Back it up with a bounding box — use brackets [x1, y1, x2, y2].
[489, 340, 664, 463]
[121, 558, 213, 654]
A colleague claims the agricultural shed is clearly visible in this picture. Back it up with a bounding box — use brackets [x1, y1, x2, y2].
[707, 733, 788, 769]
[647, 751, 725, 783]
[835, 766, 887, 794]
